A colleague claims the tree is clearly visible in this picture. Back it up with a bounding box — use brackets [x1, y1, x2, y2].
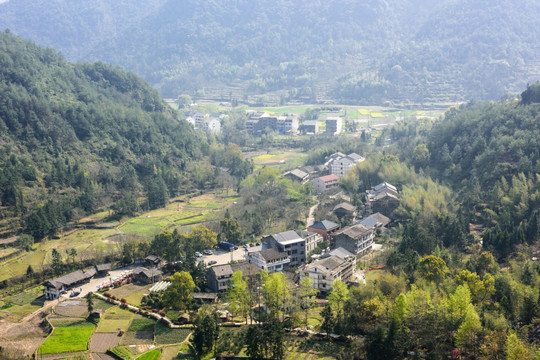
[505, 332, 529, 360]
[297, 276, 317, 328]
[417, 255, 447, 283]
[51, 248, 63, 276]
[228, 270, 252, 323]
[188, 226, 218, 251]
[262, 272, 290, 320]
[177, 94, 192, 109]
[26, 265, 34, 278]
[18, 234, 34, 252]
[86, 292, 94, 315]
[220, 214, 244, 244]
[191, 312, 219, 359]
[412, 143, 430, 169]
[162, 271, 195, 310]
[245, 325, 265, 359]
[328, 279, 349, 318]
[455, 303, 482, 356]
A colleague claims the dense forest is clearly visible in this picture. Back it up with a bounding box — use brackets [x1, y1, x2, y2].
[0, 31, 210, 240]
[0, 0, 539, 103]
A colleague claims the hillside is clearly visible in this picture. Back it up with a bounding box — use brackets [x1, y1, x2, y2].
[0, 31, 206, 239]
[0, 0, 539, 103]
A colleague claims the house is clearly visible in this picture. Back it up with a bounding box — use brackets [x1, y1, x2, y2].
[191, 292, 218, 303]
[368, 192, 400, 218]
[368, 182, 398, 198]
[133, 267, 162, 284]
[331, 223, 375, 256]
[357, 212, 390, 230]
[333, 202, 358, 220]
[301, 120, 319, 134]
[145, 255, 162, 268]
[95, 264, 111, 277]
[325, 152, 365, 177]
[262, 230, 322, 267]
[247, 247, 291, 273]
[307, 220, 340, 241]
[276, 115, 299, 133]
[193, 112, 208, 128]
[207, 262, 261, 292]
[185, 116, 196, 127]
[311, 174, 339, 193]
[283, 168, 310, 183]
[325, 117, 343, 135]
[203, 117, 221, 134]
[300, 248, 356, 293]
[44, 270, 95, 300]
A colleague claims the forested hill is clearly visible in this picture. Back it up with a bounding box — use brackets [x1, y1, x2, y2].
[422, 85, 540, 258]
[0, 31, 206, 239]
[0, 0, 539, 104]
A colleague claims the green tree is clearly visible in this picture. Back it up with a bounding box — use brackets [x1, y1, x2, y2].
[228, 270, 252, 324]
[191, 312, 219, 359]
[505, 332, 529, 360]
[86, 292, 94, 315]
[262, 272, 290, 320]
[245, 325, 265, 359]
[188, 226, 218, 251]
[26, 265, 34, 278]
[455, 303, 482, 356]
[412, 143, 430, 169]
[162, 271, 195, 310]
[328, 279, 350, 318]
[51, 248, 63, 276]
[297, 276, 318, 328]
[417, 255, 447, 283]
[177, 94, 192, 108]
[220, 214, 244, 244]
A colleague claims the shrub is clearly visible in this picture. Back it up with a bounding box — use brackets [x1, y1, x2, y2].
[121, 298, 127, 303]
[104, 292, 112, 298]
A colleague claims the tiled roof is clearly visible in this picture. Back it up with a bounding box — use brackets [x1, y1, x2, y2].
[259, 247, 288, 261]
[308, 220, 340, 231]
[318, 174, 339, 182]
[334, 223, 372, 239]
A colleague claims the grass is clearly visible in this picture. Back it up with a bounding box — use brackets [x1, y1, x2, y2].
[39, 324, 95, 354]
[110, 345, 139, 360]
[137, 349, 162, 360]
[96, 306, 134, 332]
[3, 285, 43, 305]
[49, 317, 90, 327]
[109, 283, 152, 306]
[155, 322, 192, 344]
[128, 317, 156, 332]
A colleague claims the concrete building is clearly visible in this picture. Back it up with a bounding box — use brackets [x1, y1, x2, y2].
[207, 262, 261, 292]
[311, 174, 339, 193]
[247, 247, 291, 273]
[300, 247, 355, 293]
[325, 152, 365, 177]
[262, 230, 322, 267]
[307, 220, 340, 241]
[332, 223, 375, 256]
[326, 117, 343, 135]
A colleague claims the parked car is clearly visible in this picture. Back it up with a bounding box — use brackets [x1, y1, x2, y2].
[70, 291, 80, 298]
[203, 249, 213, 255]
[208, 260, 217, 266]
[195, 252, 203, 258]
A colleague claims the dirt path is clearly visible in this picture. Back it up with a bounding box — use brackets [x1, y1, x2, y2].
[20, 298, 60, 323]
[306, 200, 319, 226]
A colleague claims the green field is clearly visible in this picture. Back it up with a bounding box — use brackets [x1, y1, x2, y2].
[110, 345, 139, 360]
[0, 190, 238, 283]
[155, 322, 192, 345]
[137, 349, 162, 360]
[39, 324, 95, 354]
[128, 317, 156, 332]
[97, 307, 134, 332]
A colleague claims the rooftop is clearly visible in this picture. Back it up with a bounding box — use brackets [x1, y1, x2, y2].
[308, 220, 340, 231]
[334, 223, 373, 239]
[317, 174, 339, 182]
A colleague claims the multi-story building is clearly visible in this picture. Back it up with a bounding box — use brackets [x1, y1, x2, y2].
[307, 220, 340, 241]
[325, 152, 365, 177]
[300, 247, 356, 293]
[246, 247, 291, 273]
[332, 223, 375, 256]
[311, 174, 339, 193]
[206, 262, 261, 292]
[325, 117, 343, 135]
[261, 230, 323, 267]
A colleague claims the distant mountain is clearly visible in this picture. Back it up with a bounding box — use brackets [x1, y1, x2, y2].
[0, 0, 539, 104]
[0, 31, 205, 238]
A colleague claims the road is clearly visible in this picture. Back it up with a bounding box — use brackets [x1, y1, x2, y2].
[306, 200, 319, 227]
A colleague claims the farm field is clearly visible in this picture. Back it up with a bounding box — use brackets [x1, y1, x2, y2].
[89, 332, 122, 353]
[96, 307, 134, 333]
[38, 322, 95, 354]
[108, 283, 152, 307]
[137, 349, 162, 360]
[0, 190, 238, 283]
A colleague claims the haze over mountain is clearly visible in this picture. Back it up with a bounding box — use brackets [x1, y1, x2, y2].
[0, 0, 539, 104]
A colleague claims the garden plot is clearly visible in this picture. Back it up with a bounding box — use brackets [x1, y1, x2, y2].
[108, 283, 152, 306]
[96, 307, 133, 333]
[121, 317, 155, 346]
[38, 322, 95, 354]
[149, 281, 170, 292]
[89, 332, 121, 353]
[55, 300, 87, 317]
